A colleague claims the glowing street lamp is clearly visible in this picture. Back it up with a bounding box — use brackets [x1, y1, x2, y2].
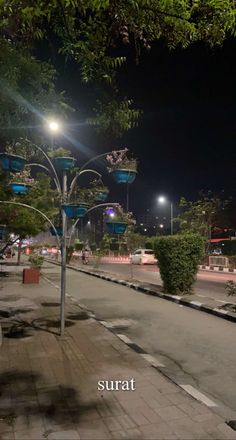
[157, 196, 173, 235]
[47, 120, 60, 132]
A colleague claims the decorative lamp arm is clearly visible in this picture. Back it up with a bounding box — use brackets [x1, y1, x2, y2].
[0, 201, 60, 247]
[26, 163, 61, 193]
[68, 202, 120, 246]
[68, 169, 101, 200]
[79, 149, 128, 173]
[32, 144, 61, 194]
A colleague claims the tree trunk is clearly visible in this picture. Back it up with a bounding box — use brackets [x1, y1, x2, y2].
[17, 240, 22, 266]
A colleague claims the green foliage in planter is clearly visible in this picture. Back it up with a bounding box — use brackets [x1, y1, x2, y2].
[28, 253, 44, 269]
[48, 147, 72, 158]
[153, 233, 205, 294]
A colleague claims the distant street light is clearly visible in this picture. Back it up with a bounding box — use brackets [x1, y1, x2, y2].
[159, 224, 164, 229]
[157, 196, 173, 235]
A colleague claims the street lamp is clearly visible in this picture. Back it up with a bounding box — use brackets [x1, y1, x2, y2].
[0, 141, 129, 336]
[157, 196, 173, 235]
[47, 120, 60, 132]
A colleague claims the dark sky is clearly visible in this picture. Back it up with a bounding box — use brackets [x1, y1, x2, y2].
[59, 38, 236, 216]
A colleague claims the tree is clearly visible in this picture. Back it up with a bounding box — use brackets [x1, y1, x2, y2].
[0, 37, 72, 144]
[176, 193, 228, 240]
[1, 0, 235, 138]
[0, 164, 58, 263]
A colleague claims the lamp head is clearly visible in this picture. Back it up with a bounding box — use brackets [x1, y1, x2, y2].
[158, 196, 166, 204]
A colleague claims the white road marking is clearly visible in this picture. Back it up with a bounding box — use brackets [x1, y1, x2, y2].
[190, 301, 202, 307]
[116, 334, 133, 344]
[140, 353, 165, 368]
[42, 276, 59, 289]
[215, 299, 227, 304]
[100, 321, 114, 328]
[213, 308, 228, 314]
[179, 384, 218, 407]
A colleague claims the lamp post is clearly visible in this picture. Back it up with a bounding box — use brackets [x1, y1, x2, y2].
[0, 132, 131, 336]
[157, 196, 173, 235]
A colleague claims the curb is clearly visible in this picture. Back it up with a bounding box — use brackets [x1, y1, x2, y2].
[45, 259, 236, 325]
[199, 265, 236, 273]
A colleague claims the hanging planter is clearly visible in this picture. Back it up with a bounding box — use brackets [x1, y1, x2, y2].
[106, 222, 128, 235]
[54, 156, 76, 171]
[10, 182, 30, 195]
[111, 169, 137, 184]
[0, 153, 27, 173]
[50, 226, 63, 237]
[62, 203, 88, 219]
[95, 190, 109, 202]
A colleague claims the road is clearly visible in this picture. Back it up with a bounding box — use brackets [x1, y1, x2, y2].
[73, 259, 236, 304]
[44, 262, 236, 420]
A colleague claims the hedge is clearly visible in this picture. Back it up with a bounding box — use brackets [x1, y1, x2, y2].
[153, 233, 205, 294]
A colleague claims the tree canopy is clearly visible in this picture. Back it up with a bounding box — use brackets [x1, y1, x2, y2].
[1, 0, 235, 138]
[176, 192, 236, 239]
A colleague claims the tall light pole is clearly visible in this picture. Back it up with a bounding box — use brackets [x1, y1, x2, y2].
[157, 196, 173, 235]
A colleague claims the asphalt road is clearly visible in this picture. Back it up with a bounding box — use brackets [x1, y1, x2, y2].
[44, 262, 236, 420]
[75, 260, 236, 303]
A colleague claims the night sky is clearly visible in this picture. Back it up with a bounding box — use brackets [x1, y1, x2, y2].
[52, 37, 236, 217]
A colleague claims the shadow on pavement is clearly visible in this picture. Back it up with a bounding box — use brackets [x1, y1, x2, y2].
[0, 370, 98, 426]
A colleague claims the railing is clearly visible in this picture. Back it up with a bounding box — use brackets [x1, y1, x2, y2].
[209, 256, 229, 267]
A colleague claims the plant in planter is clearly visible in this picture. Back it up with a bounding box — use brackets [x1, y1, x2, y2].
[9, 169, 34, 195]
[106, 148, 138, 184]
[23, 253, 44, 284]
[105, 206, 136, 235]
[48, 147, 76, 171]
[90, 179, 109, 202]
[62, 186, 95, 219]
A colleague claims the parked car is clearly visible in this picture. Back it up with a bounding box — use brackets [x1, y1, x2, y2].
[130, 249, 157, 265]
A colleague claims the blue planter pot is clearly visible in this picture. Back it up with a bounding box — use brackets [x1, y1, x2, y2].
[95, 190, 109, 202]
[10, 183, 30, 195]
[50, 226, 63, 237]
[111, 169, 137, 184]
[54, 157, 76, 171]
[106, 222, 128, 235]
[0, 153, 27, 172]
[62, 204, 88, 219]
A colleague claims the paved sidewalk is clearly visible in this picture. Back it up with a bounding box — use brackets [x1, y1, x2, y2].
[0, 269, 236, 439]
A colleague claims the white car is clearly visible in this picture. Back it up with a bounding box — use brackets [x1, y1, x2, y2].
[130, 249, 157, 265]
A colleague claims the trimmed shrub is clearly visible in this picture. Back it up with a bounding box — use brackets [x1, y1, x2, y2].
[153, 233, 205, 294]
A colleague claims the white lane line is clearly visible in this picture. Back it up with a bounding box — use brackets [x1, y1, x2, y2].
[42, 276, 59, 289]
[100, 321, 114, 328]
[179, 384, 217, 407]
[140, 353, 165, 368]
[215, 299, 227, 304]
[116, 334, 133, 344]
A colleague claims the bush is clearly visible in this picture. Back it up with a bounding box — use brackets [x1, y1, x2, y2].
[153, 233, 205, 294]
[28, 253, 44, 269]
